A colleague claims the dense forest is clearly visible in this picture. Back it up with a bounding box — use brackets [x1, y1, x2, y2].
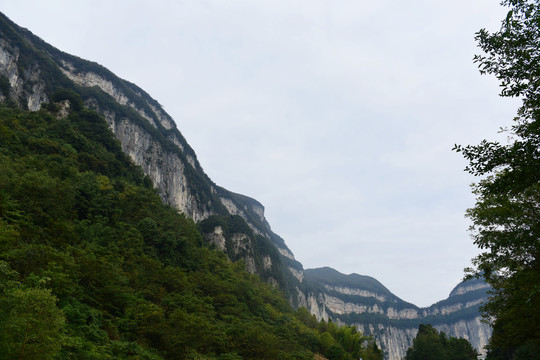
[0, 93, 382, 360]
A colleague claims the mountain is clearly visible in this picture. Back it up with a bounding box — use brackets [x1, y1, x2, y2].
[300, 268, 491, 359]
[0, 10, 304, 295]
[0, 12, 490, 359]
[0, 32, 380, 360]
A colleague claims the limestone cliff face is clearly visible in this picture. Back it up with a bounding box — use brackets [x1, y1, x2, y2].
[198, 216, 288, 286]
[354, 316, 490, 360]
[302, 268, 492, 360]
[435, 317, 492, 357]
[0, 12, 302, 289]
[110, 117, 212, 222]
[0, 38, 48, 110]
[204, 226, 257, 274]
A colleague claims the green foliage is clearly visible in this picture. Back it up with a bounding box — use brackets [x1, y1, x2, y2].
[405, 324, 478, 360]
[0, 101, 379, 359]
[49, 89, 84, 111]
[314, 320, 382, 360]
[454, 1, 540, 358]
[0, 275, 65, 360]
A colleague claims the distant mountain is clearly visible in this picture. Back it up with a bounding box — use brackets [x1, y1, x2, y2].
[0, 11, 490, 359]
[300, 268, 491, 359]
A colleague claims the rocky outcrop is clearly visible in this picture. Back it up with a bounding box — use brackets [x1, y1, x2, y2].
[436, 317, 492, 357]
[0, 38, 48, 110]
[113, 117, 212, 221]
[230, 233, 257, 274]
[356, 325, 417, 360]
[59, 58, 175, 131]
[204, 225, 228, 252]
[199, 216, 285, 282]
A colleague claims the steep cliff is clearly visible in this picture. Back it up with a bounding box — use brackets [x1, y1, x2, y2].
[0, 11, 303, 291]
[0, 11, 490, 359]
[302, 268, 492, 359]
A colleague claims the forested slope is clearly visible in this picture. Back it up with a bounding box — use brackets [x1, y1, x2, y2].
[0, 98, 382, 360]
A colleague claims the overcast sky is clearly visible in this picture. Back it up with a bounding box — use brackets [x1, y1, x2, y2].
[1, 1, 522, 307]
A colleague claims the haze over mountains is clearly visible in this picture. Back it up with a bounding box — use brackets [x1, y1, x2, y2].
[0, 11, 492, 359]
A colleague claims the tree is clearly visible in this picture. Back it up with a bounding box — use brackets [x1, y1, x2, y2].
[405, 324, 477, 360]
[454, 0, 540, 358]
[0, 287, 65, 360]
[406, 324, 446, 360]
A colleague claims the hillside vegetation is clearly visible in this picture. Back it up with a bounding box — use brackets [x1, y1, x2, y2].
[405, 324, 478, 360]
[0, 95, 382, 360]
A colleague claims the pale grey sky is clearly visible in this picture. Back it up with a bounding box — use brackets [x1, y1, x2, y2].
[1, 1, 521, 307]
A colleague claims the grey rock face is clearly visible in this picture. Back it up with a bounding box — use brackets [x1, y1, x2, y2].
[0, 39, 48, 110]
[113, 118, 212, 222]
[302, 268, 491, 359]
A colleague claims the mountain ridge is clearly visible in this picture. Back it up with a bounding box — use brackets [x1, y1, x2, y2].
[301, 267, 491, 359]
